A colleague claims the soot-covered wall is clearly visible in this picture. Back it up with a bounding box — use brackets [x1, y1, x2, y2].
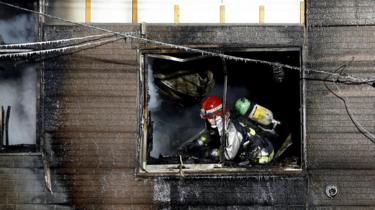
[306, 0, 375, 208]
[41, 25, 306, 210]
[1, 0, 374, 209]
[0, 1, 64, 210]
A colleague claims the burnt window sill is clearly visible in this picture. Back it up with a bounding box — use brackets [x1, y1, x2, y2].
[138, 164, 303, 177]
[0, 144, 39, 154]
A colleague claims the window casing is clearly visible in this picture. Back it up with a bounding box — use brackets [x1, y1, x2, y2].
[0, 65, 38, 153]
[0, 0, 39, 154]
[138, 48, 304, 174]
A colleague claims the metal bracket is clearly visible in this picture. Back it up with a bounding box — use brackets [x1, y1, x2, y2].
[325, 185, 338, 198]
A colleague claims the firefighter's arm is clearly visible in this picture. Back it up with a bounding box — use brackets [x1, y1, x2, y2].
[178, 131, 211, 156]
[224, 125, 243, 160]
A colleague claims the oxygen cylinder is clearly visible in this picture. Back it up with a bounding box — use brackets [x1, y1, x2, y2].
[234, 97, 280, 127]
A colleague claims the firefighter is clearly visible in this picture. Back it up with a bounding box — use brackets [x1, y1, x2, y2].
[180, 96, 274, 165]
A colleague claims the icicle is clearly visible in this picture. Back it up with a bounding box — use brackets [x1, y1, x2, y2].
[0, 37, 120, 60]
[0, 33, 115, 49]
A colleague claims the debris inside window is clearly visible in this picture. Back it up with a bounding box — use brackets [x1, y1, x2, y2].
[141, 49, 302, 172]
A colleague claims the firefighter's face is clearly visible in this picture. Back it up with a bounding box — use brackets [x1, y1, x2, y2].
[207, 115, 221, 128]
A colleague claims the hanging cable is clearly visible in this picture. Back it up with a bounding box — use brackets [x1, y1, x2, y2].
[0, 1, 374, 85]
[220, 58, 228, 164]
[302, 77, 375, 86]
[0, 37, 121, 60]
[328, 84, 375, 143]
[305, 68, 373, 84]
[323, 60, 375, 144]
[0, 33, 115, 49]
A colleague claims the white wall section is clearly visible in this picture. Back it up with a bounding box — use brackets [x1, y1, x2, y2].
[138, 0, 175, 23]
[91, 0, 132, 23]
[47, 0, 85, 23]
[47, 0, 303, 24]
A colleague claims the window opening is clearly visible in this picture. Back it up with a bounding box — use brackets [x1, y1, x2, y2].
[0, 65, 37, 153]
[140, 48, 302, 173]
[0, 1, 38, 153]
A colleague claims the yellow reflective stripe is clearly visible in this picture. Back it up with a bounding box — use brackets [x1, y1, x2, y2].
[199, 133, 210, 145]
[258, 157, 269, 164]
[249, 128, 256, 136]
[258, 150, 274, 164]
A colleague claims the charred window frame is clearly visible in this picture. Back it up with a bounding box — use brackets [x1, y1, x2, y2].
[0, 0, 41, 154]
[0, 64, 40, 154]
[138, 48, 305, 174]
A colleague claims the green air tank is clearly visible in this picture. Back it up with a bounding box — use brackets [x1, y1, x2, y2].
[234, 97, 280, 127]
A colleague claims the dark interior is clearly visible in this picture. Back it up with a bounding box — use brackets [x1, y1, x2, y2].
[144, 49, 302, 168]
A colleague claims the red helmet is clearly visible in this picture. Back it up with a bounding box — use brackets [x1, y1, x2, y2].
[200, 96, 225, 119]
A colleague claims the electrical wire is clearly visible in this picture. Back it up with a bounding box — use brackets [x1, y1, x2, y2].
[0, 36, 121, 60]
[1, 1, 374, 85]
[0, 33, 115, 49]
[220, 58, 228, 164]
[329, 85, 375, 144]
[323, 61, 375, 144]
[302, 78, 375, 86]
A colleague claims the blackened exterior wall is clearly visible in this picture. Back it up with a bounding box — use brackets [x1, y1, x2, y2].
[308, 0, 375, 26]
[41, 25, 155, 210]
[306, 0, 375, 208]
[0, 0, 374, 209]
[0, 155, 72, 210]
[40, 24, 307, 210]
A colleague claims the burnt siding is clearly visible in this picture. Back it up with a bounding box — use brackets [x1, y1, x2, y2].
[306, 20, 375, 170]
[0, 157, 70, 210]
[308, 170, 375, 206]
[0, 96, 69, 204]
[154, 176, 306, 207]
[36, 22, 374, 209]
[43, 25, 155, 210]
[145, 25, 303, 47]
[308, 0, 375, 26]
[0, 3, 373, 209]
[41, 24, 306, 209]
[306, 0, 375, 208]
